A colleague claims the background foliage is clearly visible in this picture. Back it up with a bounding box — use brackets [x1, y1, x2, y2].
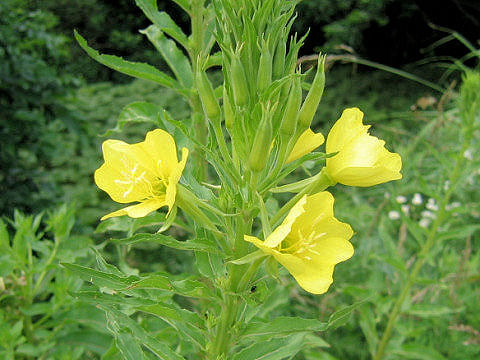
[1, 0, 479, 358]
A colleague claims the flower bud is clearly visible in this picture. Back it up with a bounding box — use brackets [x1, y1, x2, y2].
[257, 47, 272, 93]
[272, 40, 286, 80]
[298, 54, 326, 130]
[231, 57, 249, 107]
[196, 71, 221, 122]
[279, 76, 302, 137]
[248, 112, 272, 172]
[223, 86, 235, 132]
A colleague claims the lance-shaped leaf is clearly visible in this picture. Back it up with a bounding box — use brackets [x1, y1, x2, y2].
[103, 102, 163, 136]
[129, 274, 216, 299]
[232, 333, 305, 360]
[141, 25, 193, 88]
[138, 303, 206, 350]
[111, 233, 219, 254]
[74, 31, 181, 91]
[134, 0, 189, 49]
[102, 306, 185, 360]
[241, 316, 327, 341]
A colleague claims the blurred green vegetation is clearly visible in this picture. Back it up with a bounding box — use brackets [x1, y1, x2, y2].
[1, 0, 479, 358]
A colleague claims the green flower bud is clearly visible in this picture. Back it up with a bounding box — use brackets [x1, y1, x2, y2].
[280, 76, 302, 136]
[298, 54, 326, 130]
[248, 112, 272, 173]
[273, 40, 286, 80]
[231, 57, 249, 107]
[257, 47, 272, 93]
[196, 71, 221, 122]
[223, 86, 235, 132]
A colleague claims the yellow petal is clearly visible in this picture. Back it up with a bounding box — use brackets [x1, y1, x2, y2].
[325, 108, 402, 187]
[286, 129, 325, 164]
[273, 236, 354, 294]
[165, 147, 189, 213]
[141, 129, 179, 179]
[100, 197, 167, 220]
[95, 139, 158, 203]
[326, 108, 369, 155]
[263, 195, 307, 248]
[292, 192, 354, 240]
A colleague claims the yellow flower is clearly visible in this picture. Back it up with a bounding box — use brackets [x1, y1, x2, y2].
[286, 128, 325, 163]
[94, 129, 188, 220]
[245, 192, 354, 294]
[326, 107, 402, 187]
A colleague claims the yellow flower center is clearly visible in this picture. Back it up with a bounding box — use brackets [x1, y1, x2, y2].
[279, 228, 326, 261]
[114, 156, 167, 200]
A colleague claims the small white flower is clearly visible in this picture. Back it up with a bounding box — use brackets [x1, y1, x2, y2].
[446, 202, 461, 211]
[412, 193, 423, 205]
[384, 192, 391, 199]
[463, 149, 473, 160]
[401, 204, 410, 214]
[426, 198, 439, 211]
[388, 211, 401, 220]
[444, 180, 450, 191]
[421, 210, 436, 219]
[419, 218, 431, 228]
[396, 195, 407, 204]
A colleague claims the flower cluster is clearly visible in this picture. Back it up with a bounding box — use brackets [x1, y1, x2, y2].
[95, 106, 401, 294]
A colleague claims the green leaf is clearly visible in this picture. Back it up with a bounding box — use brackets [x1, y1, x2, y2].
[134, 0, 189, 49]
[326, 298, 370, 330]
[57, 331, 112, 356]
[233, 333, 305, 360]
[0, 219, 9, 249]
[242, 317, 327, 341]
[393, 344, 447, 360]
[141, 25, 193, 88]
[104, 101, 163, 136]
[111, 233, 219, 253]
[102, 307, 185, 360]
[61, 263, 134, 290]
[407, 304, 464, 318]
[170, 0, 190, 13]
[74, 31, 180, 91]
[71, 291, 159, 307]
[129, 274, 216, 299]
[195, 251, 225, 280]
[138, 304, 206, 349]
[115, 330, 146, 360]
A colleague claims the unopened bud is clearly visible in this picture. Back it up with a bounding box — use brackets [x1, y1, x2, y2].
[196, 71, 221, 121]
[248, 112, 272, 172]
[223, 86, 235, 132]
[257, 48, 272, 93]
[231, 57, 249, 107]
[280, 76, 302, 136]
[272, 40, 286, 80]
[298, 54, 326, 130]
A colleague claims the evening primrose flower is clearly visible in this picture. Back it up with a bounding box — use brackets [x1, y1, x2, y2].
[95, 129, 188, 220]
[286, 128, 325, 163]
[326, 108, 402, 187]
[245, 192, 353, 294]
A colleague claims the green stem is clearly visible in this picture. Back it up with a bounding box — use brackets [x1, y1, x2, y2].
[373, 138, 470, 360]
[270, 167, 335, 225]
